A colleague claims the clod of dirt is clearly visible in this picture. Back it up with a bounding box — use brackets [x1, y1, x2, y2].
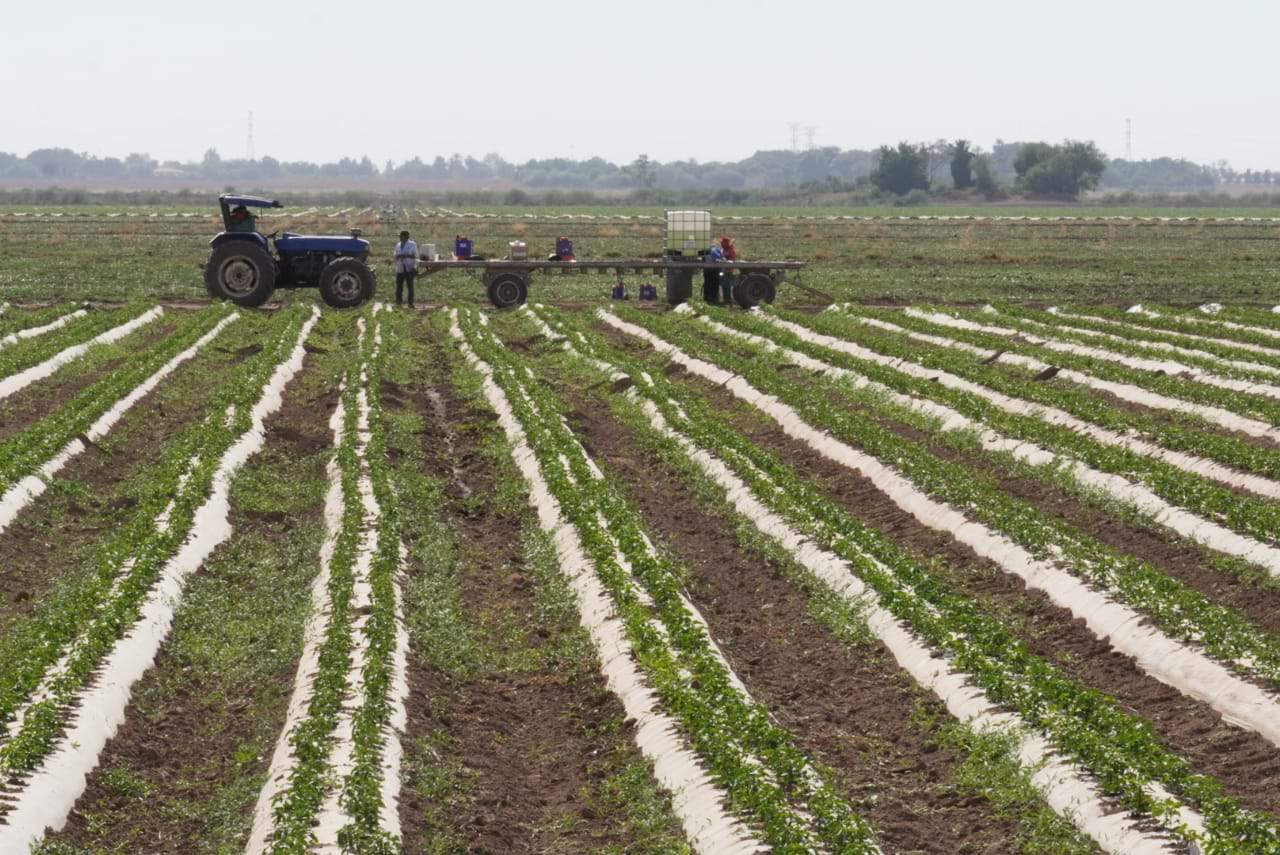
[661, 362, 685, 377]
[610, 377, 634, 393]
[980, 350, 1005, 364]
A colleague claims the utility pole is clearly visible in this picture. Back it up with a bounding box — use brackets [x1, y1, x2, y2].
[804, 125, 817, 151]
[787, 122, 800, 152]
[246, 111, 256, 161]
[1125, 117, 1132, 161]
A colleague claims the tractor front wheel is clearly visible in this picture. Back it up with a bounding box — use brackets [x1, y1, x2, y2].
[319, 257, 376, 309]
[487, 273, 528, 309]
[732, 272, 776, 309]
[205, 243, 276, 307]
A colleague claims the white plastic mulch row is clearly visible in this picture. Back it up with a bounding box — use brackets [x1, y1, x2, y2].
[527, 304, 1194, 854]
[599, 311, 1280, 753]
[0, 313, 240, 537]
[1005, 308, 1280, 378]
[796, 311, 1280, 502]
[1047, 306, 1280, 360]
[1140, 303, 1280, 345]
[452, 311, 767, 854]
[848, 311, 1280, 444]
[699, 314, 1280, 578]
[0, 308, 319, 852]
[0, 306, 163, 401]
[634, 376, 1193, 855]
[247, 308, 409, 853]
[908, 309, 1280, 404]
[0, 308, 88, 350]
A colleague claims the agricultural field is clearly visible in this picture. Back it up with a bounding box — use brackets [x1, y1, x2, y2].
[3, 205, 1280, 305]
[3, 283, 1280, 854]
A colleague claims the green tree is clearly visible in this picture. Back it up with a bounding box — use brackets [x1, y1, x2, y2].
[1020, 141, 1106, 197]
[974, 154, 999, 198]
[948, 139, 975, 189]
[1012, 142, 1056, 179]
[870, 142, 929, 195]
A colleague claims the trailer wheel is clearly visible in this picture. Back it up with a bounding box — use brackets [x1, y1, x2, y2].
[319, 257, 376, 309]
[205, 242, 276, 307]
[665, 269, 693, 306]
[487, 272, 527, 309]
[733, 273, 776, 309]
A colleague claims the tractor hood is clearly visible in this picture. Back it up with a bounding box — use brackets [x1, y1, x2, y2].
[274, 234, 370, 254]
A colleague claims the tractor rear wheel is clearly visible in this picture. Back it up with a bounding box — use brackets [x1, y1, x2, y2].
[732, 272, 776, 309]
[205, 242, 276, 307]
[319, 257, 375, 309]
[487, 273, 527, 309]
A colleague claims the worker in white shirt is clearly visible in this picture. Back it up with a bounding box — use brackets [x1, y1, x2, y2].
[393, 230, 418, 307]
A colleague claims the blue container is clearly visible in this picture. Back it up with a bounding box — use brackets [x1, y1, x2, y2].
[611, 282, 626, 300]
[455, 236, 472, 259]
[639, 283, 657, 301]
[556, 237, 574, 259]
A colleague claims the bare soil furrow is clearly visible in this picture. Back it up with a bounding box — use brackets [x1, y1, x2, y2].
[43, 348, 337, 852]
[396, 332, 685, 854]
[664, 363, 1280, 821]
[553, 378, 1038, 854]
[0, 324, 248, 632]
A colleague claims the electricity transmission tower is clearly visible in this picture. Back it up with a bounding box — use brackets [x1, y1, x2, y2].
[805, 125, 817, 151]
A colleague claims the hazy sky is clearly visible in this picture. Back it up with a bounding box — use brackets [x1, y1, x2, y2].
[7, 0, 1279, 168]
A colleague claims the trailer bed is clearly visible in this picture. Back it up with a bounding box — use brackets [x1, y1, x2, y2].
[418, 257, 805, 308]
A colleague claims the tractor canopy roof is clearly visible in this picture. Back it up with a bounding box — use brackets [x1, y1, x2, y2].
[220, 194, 282, 209]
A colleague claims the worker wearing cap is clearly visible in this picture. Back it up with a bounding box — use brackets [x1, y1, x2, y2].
[393, 230, 418, 307]
[719, 236, 738, 304]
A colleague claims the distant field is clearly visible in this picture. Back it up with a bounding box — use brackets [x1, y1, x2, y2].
[2, 204, 1278, 305]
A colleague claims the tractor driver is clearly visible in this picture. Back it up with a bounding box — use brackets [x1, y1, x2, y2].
[228, 205, 257, 233]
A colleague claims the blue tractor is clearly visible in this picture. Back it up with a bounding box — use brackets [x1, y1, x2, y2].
[204, 195, 376, 308]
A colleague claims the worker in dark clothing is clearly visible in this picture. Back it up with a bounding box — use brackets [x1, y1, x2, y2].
[228, 205, 257, 233]
[719, 236, 738, 304]
[702, 242, 725, 303]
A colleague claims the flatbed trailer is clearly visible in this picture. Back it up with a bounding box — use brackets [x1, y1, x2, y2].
[416, 257, 806, 308]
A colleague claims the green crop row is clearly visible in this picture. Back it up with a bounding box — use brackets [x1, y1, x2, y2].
[266, 312, 371, 854]
[816, 306, 1280, 491]
[337, 309, 406, 854]
[0, 305, 152, 383]
[625, 308, 1280, 690]
[0, 304, 85, 339]
[457, 306, 880, 854]
[1080, 304, 1280, 349]
[948, 304, 1280, 384]
[995, 305, 1280, 373]
[535, 303, 1280, 853]
[0, 305, 235, 494]
[872, 306, 1280, 428]
[0, 306, 312, 781]
[704, 304, 1280, 551]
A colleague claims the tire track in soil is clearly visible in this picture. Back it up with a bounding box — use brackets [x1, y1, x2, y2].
[42, 350, 338, 853]
[0, 318, 179, 444]
[554, 384, 1032, 854]
[396, 348, 675, 855]
[668, 369, 1280, 821]
[0, 324, 254, 633]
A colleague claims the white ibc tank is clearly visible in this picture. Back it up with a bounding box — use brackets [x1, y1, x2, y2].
[665, 210, 711, 254]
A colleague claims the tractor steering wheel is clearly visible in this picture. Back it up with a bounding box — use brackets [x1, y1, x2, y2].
[265, 229, 280, 240]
